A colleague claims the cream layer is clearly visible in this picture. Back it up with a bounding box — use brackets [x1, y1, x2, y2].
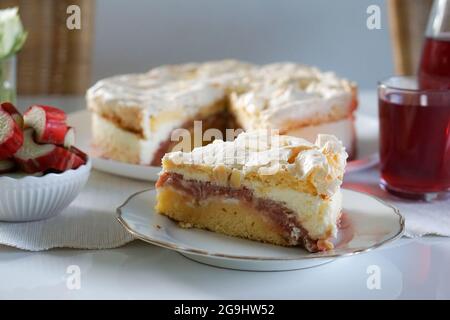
[285, 117, 355, 156]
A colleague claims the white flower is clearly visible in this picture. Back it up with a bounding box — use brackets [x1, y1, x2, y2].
[0, 7, 27, 60]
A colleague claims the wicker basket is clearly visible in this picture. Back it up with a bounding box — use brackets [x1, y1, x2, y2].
[0, 0, 95, 95]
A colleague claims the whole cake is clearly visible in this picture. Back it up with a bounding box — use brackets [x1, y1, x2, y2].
[155, 130, 347, 252]
[87, 60, 357, 166]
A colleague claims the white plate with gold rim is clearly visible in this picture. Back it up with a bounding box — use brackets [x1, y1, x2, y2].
[117, 188, 404, 271]
[69, 110, 379, 182]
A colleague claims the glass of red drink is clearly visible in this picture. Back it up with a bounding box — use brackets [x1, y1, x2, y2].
[378, 77, 450, 200]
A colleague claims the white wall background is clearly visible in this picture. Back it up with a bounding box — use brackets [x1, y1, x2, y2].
[92, 0, 394, 89]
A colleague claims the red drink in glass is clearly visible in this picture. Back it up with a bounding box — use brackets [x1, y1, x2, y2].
[378, 0, 450, 199]
[378, 77, 450, 199]
[419, 37, 450, 90]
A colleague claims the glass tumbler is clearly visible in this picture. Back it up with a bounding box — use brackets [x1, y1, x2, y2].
[378, 76, 450, 200]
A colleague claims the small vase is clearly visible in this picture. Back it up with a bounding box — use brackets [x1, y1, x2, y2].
[0, 55, 17, 104]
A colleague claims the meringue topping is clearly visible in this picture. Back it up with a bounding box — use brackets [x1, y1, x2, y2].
[164, 130, 347, 197]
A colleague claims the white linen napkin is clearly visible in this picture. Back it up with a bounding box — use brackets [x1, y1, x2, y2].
[344, 166, 450, 237]
[0, 170, 144, 251]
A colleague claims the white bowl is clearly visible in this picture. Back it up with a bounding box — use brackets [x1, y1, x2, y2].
[0, 159, 91, 222]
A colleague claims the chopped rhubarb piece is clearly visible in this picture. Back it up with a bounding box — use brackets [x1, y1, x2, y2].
[70, 153, 86, 170]
[13, 129, 57, 173]
[63, 127, 75, 149]
[0, 159, 15, 173]
[14, 129, 86, 173]
[0, 102, 23, 128]
[69, 146, 88, 163]
[50, 146, 85, 171]
[0, 109, 24, 160]
[24, 105, 68, 145]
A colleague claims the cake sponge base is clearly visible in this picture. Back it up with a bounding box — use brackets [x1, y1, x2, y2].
[156, 186, 292, 246]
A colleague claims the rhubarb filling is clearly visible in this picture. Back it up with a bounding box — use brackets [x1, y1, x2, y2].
[156, 172, 330, 252]
[150, 110, 237, 166]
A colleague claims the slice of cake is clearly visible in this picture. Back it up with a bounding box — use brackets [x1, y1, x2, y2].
[155, 130, 347, 252]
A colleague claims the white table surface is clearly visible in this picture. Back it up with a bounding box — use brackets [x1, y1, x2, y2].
[1, 91, 449, 300]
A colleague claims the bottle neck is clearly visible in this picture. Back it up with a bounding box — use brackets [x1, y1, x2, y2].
[426, 0, 450, 39]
